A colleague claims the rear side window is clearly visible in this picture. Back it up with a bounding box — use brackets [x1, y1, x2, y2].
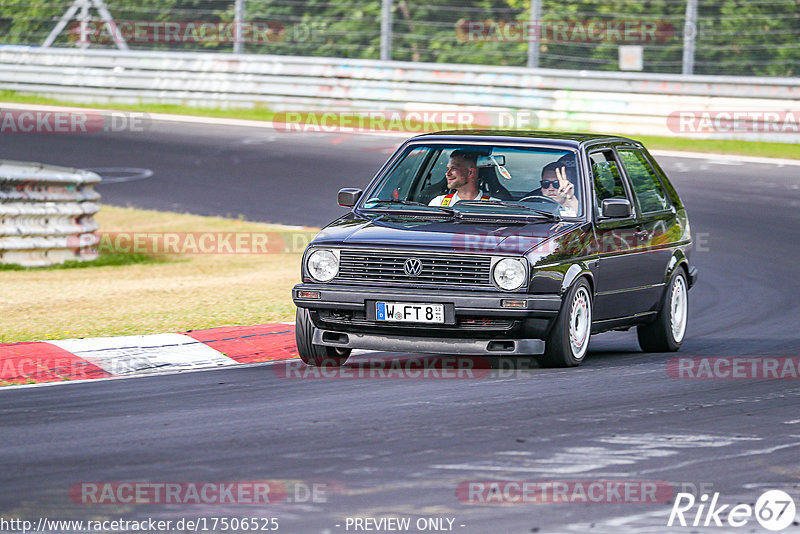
[618, 150, 670, 213]
[590, 150, 628, 215]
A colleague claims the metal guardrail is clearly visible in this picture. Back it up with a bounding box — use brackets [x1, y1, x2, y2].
[0, 159, 101, 266]
[1, 46, 798, 142]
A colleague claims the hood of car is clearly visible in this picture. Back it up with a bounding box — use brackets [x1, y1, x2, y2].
[311, 213, 579, 254]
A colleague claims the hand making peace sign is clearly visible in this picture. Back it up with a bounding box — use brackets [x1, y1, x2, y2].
[555, 166, 574, 204]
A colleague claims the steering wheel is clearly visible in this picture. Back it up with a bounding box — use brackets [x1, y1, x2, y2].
[518, 195, 561, 207]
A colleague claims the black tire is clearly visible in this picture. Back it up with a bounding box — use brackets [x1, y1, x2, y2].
[539, 279, 593, 368]
[637, 269, 688, 352]
[295, 308, 351, 366]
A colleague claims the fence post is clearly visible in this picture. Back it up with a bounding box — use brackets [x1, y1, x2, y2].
[234, 0, 245, 54]
[381, 0, 392, 61]
[682, 0, 698, 75]
[527, 0, 542, 68]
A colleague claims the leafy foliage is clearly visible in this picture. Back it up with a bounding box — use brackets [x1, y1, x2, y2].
[0, 0, 796, 75]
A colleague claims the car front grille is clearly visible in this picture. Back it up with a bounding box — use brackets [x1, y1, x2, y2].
[337, 250, 492, 288]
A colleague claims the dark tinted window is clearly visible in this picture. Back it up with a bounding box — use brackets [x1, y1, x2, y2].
[618, 150, 670, 213]
[590, 150, 628, 215]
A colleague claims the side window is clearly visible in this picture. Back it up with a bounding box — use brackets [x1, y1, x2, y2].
[372, 147, 428, 200]
[412, 149, 451, 203]
[618, 150, 670, 213]
[427, 150, 451, 186]
[590, 150, 628, 216]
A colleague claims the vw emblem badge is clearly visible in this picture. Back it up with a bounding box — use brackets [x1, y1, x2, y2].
[403, 258, 423, 277]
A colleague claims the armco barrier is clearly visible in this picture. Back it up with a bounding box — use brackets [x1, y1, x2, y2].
[1, 47, 798, 143]
[0, 160, 101, 266]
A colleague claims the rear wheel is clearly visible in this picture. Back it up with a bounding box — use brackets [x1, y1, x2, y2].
[539, 279, 592, 368]
[637, 269, 688, 352]
[295, 308, 351, 366]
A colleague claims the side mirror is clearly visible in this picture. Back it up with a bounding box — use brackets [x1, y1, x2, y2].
[601, 198, 632, 218]
[337, 188, 363, 207]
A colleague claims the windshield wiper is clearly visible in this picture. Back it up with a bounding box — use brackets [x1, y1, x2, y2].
[456, 200, 561, 220]
[361, 199, 460, 217]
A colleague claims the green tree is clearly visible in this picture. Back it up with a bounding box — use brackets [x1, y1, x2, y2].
[0, 0, 796, 76]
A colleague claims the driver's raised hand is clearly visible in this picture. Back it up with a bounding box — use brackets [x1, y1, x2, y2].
[555, 166, 574, 204]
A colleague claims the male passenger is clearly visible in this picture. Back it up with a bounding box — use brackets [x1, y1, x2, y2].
[428, 150, 493, 206]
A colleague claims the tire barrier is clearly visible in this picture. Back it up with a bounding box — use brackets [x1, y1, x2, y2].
[0, 160, 101, 266]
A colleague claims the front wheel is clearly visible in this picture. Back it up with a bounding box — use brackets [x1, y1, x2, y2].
[637, 269, 688, 352]
[295, 308, 351, 366]
[539, 279, 593, 368]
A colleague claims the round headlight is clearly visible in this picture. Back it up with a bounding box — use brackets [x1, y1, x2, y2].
[493, 258, 526, 291]
[307, 249, 338, 282]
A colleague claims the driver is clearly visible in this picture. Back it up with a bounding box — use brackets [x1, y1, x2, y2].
[428, 150, 493, 206]
[541, 161, 579, 215]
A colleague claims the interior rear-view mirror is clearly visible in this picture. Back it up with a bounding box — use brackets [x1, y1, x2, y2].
[477, 155, 505, 167]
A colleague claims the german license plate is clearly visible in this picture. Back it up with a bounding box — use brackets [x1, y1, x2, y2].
[376, 302, 444, 323]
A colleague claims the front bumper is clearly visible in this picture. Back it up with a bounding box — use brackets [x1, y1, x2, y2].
[293, 283, 562, 355]
[313, 329, 545, 355]
[293, 284, 561, 316]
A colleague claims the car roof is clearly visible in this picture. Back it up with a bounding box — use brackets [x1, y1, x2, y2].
[409, 130, 641, 149]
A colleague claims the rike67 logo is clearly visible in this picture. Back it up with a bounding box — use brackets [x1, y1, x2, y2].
[668, 490, 797, 531]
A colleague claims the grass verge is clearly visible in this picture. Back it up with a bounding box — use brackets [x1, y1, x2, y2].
[2, 90, 798, 160]
[0, 251, 161, 271]
[0, 89, 278, 122]
[0, 205, 312, 343]
[632, 135, 800, 160]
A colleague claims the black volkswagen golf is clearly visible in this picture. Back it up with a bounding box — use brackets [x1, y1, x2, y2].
[292, 131, 698, 368]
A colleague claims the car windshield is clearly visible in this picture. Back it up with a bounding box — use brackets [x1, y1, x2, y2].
[360, 143, 583, 218]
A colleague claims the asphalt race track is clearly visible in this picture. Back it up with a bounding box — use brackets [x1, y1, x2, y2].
[2, 119, 800, 533]
[1, 119, 396, 227]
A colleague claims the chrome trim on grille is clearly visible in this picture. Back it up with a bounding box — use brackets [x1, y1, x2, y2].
[336, 250, 493, 288]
